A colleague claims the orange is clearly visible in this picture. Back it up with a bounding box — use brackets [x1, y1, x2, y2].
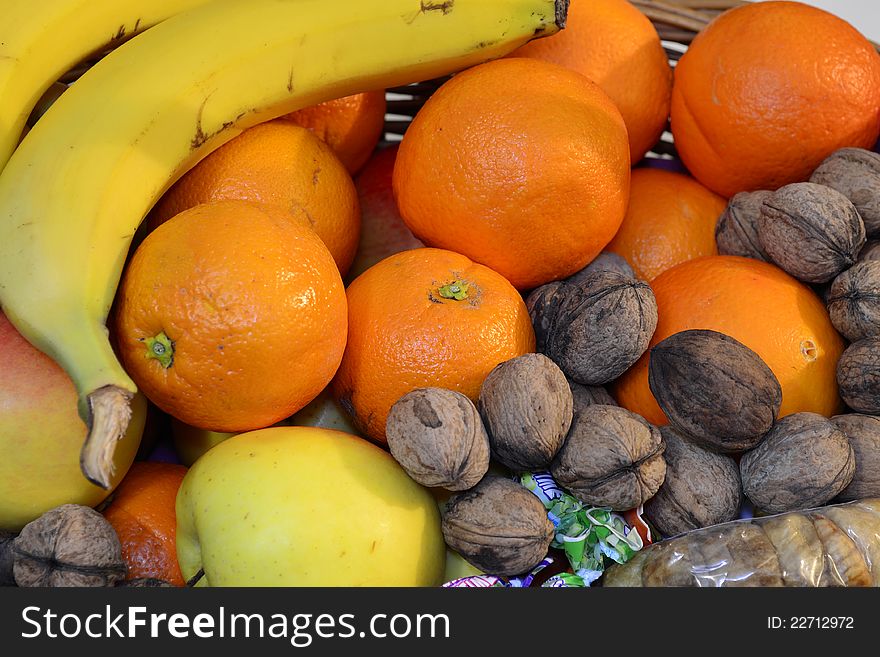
[149, 120, 361, 277]
[393, 57, 630, 290]
[671, 1, 880, 197]
[103, 462, 188, 586]
[114, 200, 348, 432]
[510, 0, 672, 163]
[333, 247, 535, 443]
[606, 168, 726, 281]
[613, 256, 845, 424]
[283, 91, 387, 174]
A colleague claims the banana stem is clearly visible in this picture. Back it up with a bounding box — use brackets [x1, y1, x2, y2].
[555, 0, 570, 29]
[80, 385, 133, 489]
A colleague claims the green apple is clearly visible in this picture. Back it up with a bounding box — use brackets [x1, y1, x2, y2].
[0, 312, 146, 531]
[176, 425, 445, 586]
[444, 549, 484, 583]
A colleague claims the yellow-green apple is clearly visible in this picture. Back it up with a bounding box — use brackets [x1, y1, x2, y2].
[170, 419, 235, 467]
[176, 425, 445, 586]
[347, 144, 423, 281]
[0, 312, 146, 531]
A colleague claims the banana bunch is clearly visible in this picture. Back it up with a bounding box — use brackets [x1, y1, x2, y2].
[0, 0, 567, 488]
[0, 0, 221, 172]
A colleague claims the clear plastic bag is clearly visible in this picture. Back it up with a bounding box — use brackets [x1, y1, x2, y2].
[602, 498, 880, 587]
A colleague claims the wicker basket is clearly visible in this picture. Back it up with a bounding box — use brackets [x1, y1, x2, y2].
[384, 0, 748, 152]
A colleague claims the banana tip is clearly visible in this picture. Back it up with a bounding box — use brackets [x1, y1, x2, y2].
[555, 0, 569, 30]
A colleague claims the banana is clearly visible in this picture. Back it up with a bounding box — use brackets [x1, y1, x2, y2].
[0, 0, 220, 172]
[0, 0, 567, 488]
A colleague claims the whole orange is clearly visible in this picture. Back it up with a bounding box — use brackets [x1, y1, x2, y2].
[613, 256, 845, 424]
[149, 120, 360, 277]
[606, 168, 727, 281]
[115, 200, 348, 432]
[102, 462, 187, 586]
[333, 248, 535, 443]
[671, 1, 880, 197]
[283, 91, 387, 174]
[393, 58, 631, 290]
[510, 0, 672, 163]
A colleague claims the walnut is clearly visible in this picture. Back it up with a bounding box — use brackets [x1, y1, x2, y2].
[643, 426, 742, 538]
[832, 414, 880, 501]
[837, 337, 880, 415]
[715, 190, 772, 261]
[859, 240, 880, 263]
[758, 182, 866, 283]
[478, 353, 572, 472]
[567, 251, 635, 284]
[569, 379, 617, 419]
[441, 476, 554, 576]
[647, 329, 781, 452]
[386, 388, 489, 491]
[810, 147, 880, 236]
[13, 504, 126, 587]
[526, 270, 657, 385]
[740, 413, 855, 515]
[827, 261, 880, 342]
[0, 531, 15, 586]
[550, 404, 666, 511]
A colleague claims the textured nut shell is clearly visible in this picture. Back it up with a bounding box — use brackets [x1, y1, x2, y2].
[827, 261, 880, 342]
[740, 413, 855, 515]
[551, 404, 666, 511]
[0, 532, 15, 587]
[859, 240, 880, 262]
[13, 504, 126, 587]
[386, 388, 490, 491]
[527, 270, 658, 385]
[567, 251, 635, 285]
[811, 147, 880, 236]
[569, 380, 618, 418]
[758, 182, 866, 283]
[648, 329, 781, 452]
[441, 476, 554, 576]
[643, 427, 742, 538]
[837, 337, 880, 414]
[832, 413, 880, 501]
[715, 190, 772, 261]
[479, 353, 572, 472]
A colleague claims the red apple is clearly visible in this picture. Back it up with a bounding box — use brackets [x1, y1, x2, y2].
[347, 144, 423, 281]
[0, 312, 146, 531]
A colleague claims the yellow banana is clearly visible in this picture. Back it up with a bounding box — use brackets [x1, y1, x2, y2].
[0, 0, 567, 488]
[0, 0, 220, 172]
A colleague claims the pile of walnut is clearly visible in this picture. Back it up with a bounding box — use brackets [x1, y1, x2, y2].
[386, 147, 880, 580]
[0, 504, 171, 588]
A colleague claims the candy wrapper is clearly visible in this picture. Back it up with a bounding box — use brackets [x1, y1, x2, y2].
[442, 472, 644, 587]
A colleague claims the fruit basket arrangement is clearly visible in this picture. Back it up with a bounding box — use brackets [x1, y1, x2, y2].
[1, 0, 880, 590]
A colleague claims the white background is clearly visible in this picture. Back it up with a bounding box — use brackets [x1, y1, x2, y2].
[761, 1, 880, 41]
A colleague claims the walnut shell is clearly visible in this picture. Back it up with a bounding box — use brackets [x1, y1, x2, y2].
[827, 261, 880, 342]
[740, 413, 855, 515]
[0, 531, 15, 587]
[811, 147, 880, 237]
[117, 578, 175, 587]
[643, 426, 742, 538]
[758, 182, 866, 283]
[386, 388, 490, 491]
[550, 404, 666, 511]
[567, 251, 635, 284]
[715, 190, 772, 261]
[837, 337, 880, 414]
[478, 353, 572, 472]
[13, 504, 126, 587]
[569, 380, 617, 419]
[832, 413, 880, 501]
[525, 270, 658, 385]
[859, 240, 880, 263]
[648, 329, 781, 452]
[441, 476, 554, 576]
